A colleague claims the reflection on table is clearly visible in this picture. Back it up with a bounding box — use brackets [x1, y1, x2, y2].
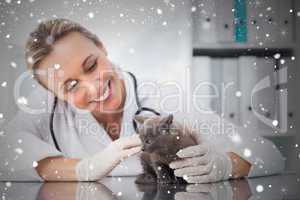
[0, 174, 299, 200]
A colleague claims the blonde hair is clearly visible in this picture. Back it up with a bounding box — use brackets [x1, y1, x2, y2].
[25, 18, 103, 73]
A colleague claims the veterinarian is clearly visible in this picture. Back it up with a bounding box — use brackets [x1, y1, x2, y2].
[0, 18, 284, 182]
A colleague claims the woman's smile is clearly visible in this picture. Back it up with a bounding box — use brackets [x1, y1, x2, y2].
[90, 78, 114, 105]
[90, 79, 112, 103]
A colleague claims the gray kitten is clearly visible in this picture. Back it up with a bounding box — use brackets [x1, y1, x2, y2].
[134, 114, 197, 184]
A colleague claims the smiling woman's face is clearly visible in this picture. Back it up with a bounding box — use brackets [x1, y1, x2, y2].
[37, 32, 125, 114]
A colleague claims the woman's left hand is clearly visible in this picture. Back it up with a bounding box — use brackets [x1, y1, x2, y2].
[169, 144, 233, 183]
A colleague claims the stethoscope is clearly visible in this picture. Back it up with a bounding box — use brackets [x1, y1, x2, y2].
[50, 72, 160, 152]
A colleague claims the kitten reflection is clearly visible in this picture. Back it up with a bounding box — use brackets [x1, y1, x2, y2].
[136, 183, 186, 200]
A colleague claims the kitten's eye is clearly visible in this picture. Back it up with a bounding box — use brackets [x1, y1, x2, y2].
[145, 139, 151, 144]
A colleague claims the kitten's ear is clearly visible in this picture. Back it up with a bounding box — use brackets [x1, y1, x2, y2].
[161, 114, 173, 125]
[134, 115, 148, 124]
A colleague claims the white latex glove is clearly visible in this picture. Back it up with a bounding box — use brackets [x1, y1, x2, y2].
[76, 135, 142, 181]
[169, 144, 232, 183]
[76, 182, 117, 200]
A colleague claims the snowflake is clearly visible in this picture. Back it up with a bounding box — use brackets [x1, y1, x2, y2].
[5, 34, 10, 39]
[88, 12, 94, 18]
[281, 187, 287, 193]
[266, 7, 272, 11]
[14, 148, 23, 155]
[289, 9, 293, 13]
[235, 91, 242, 97]
[231, 134, 241, 143]
[0, 113, 3, 119]
[256, 185, 264, 193]
[280, 59, 285, 65]
[5, 182, 12, 187]
[5, 0, 12, 3]
[157, 8, 163, 15]
[33, 161, 38, 167]
[54, 64, 61, 69]
[162, 21, 167, 26]
[191, 6, 197, 12]
[297, 12, 300, 17]
[243, 148, 252, 157]
[272, 120, 279, 127]
[1, 82, 7, 87]
[10, 62, 17, 68]
[273, 53, 281, 59]
[17, 97, 28, 105]
[291, 56, 295, 61]
[117, 192, 122, 196]
[119, 13, 124, 18]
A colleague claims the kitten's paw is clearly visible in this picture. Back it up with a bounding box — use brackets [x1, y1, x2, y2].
[135, 173, 157, 184]
[158, 176, 186, 185]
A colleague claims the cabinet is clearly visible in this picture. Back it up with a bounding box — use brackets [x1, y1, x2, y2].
[192, 0, 294, 47]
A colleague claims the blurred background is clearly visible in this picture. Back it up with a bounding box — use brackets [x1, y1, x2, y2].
[0, 0, 299, 174]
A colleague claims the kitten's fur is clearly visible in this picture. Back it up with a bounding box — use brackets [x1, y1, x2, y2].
[134, 114, 197, 184]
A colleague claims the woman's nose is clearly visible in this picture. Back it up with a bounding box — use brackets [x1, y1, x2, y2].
[80, 80, 99, 99]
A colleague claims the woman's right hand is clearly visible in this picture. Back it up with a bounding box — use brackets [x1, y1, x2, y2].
[75, 134, 142, 181]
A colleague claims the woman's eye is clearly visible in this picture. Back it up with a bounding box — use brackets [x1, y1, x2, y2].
[88, 60, 97, 72]
[66, 80, 78, 92]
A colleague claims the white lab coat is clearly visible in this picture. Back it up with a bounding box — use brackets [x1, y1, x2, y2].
[0, 70, 285, 181]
